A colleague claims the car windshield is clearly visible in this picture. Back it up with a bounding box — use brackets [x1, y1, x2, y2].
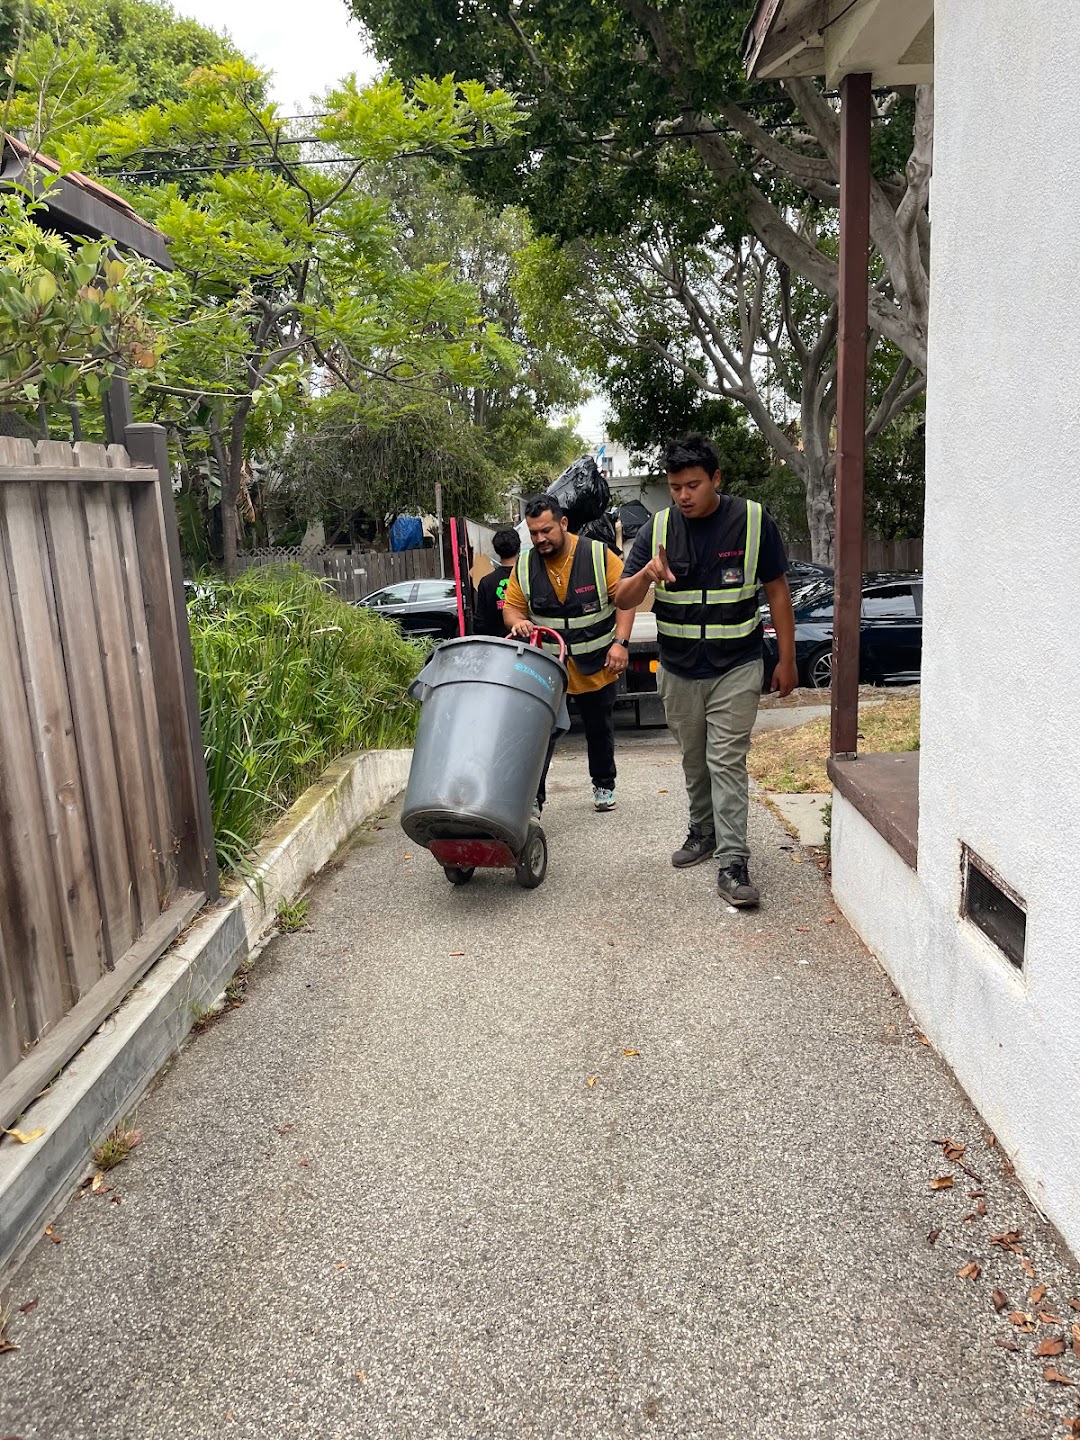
[791, 580, 833, 612]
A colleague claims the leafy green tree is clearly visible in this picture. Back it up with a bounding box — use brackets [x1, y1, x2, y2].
[66, 63, 523, 573]
[351, 0, 932, 372]
[0, 191, 161, 408]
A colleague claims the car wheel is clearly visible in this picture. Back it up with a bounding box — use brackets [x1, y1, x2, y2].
[805, 643, 833, 689]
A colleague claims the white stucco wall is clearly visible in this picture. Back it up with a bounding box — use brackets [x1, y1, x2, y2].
[834, 0, 1080, 1252]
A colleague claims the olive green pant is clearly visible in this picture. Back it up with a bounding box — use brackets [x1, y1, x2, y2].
[656, 657, 764, 865]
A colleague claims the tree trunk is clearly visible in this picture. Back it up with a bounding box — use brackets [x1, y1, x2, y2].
[221, 404, 251, 580]
[805, 459, 836, 567]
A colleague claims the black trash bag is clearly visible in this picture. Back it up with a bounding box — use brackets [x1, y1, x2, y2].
[542, 455, 610, 530]
[617, 500, 651, 541]
[577, 510, 619, 552]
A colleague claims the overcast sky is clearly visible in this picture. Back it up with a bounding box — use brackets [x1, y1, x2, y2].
[173, 0, 608, 444]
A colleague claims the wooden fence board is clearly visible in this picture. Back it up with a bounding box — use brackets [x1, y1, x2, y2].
[40, 477, 134, 963]
[81, 483, 160, 931]
[113, 488, 175, 907]
[0, 497, 68, 1049]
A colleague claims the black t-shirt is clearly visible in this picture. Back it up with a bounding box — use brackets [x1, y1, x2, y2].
[474, 563, 516, 636]
[623, 498, 787, 678]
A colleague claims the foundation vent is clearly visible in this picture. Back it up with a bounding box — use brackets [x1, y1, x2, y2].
[962, 846, 1026, 971]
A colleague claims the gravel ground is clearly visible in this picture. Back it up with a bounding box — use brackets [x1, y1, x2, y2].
[1, 727, 1077, 1440]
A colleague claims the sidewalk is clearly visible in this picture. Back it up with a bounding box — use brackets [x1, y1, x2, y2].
[1, 730, 1077, 1440]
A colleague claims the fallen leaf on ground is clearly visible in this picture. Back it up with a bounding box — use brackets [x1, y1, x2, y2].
[1073, 1324, 1080, 1343]
[356, 1371, 367, 1382]
[992, 1289, 1009, 1312]
[1062, 1418, 1080, 1435]
[995, 1337, 1020, 1352]
[991, 1230, 1023, 1253]
[0, 1336, 19, 1354]
[91, 1172, 104, 1193]
[299, 1159, 310, 1168]
[43, 1226, 61, 1244]
[926, 1229, 941, 1246]
[1022, 1258, 1037, 1278]
[1040, 1310, 1063, 1325]
[1032, 1285, 1050, 1303]
[968, 1189, 986, 1199]
[1043, 1368, 1077, 1386]
[1038, 1337, 1067, 1357]
[2, 1127, 44, 1144]
[962, 1213, 977, 1224]
[930, 1176, 954, 1191]
[1071, 1301, 1080, 1313]
[657, 789, 668, 794]
[988, 1133, 997, 1147]
[18, 1297, 39, 1314]
[449, 952, 465, 957]
[915, 1031, 930, 1045]
[934, 1137, 966, 1161]
[1010, 1312, 1037, 1332]
[977, 1199, 988, 1216]
[958, 1262, 981, 1280]
[794, 926, 810, 933]
[622, 1049, 640, 1057]
[585, 1076, 598, 1088]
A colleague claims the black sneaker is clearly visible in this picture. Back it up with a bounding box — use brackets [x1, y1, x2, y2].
[717, 859, 760, 908]
[672, 826, 716, 869]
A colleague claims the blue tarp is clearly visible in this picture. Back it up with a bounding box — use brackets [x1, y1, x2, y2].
[390, 515, 425, 552]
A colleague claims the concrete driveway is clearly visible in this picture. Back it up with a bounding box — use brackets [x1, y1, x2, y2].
[1, 729, 1077, 1439]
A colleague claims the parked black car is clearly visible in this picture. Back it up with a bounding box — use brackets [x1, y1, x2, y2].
[355, 579, 460, 640]
[762, 572, 923, 688]
[786, 557, 833, 586]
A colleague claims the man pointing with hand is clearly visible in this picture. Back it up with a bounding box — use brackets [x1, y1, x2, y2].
[615, 434, 797, 908]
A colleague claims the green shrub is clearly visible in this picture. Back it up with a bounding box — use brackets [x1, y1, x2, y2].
[188, 566, 425, 872]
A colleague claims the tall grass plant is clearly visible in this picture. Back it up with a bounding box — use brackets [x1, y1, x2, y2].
[188, 566, 425, 871]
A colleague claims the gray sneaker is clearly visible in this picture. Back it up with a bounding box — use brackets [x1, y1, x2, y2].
[717, 859, 760, 908]
[672, 826, 716, 869]
[592, 786, 616, 812]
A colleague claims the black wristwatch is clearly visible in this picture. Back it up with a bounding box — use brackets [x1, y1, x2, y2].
[611, 637, 629, 648]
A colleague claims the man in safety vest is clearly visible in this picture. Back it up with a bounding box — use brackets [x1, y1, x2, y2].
[502, 495, 637, 813]
[615, 435, 797, 907]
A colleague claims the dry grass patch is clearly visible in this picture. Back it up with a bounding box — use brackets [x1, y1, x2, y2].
[749, 694, 920, 794]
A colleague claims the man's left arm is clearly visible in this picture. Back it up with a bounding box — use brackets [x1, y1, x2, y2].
[757, 512, 797, 696]
[605, 549, 635, 676]
[762, 577, 797, 696]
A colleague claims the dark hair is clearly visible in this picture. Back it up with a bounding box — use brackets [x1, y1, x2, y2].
[492, 527, 521, 560]
[663, 434, 721, 477]
[524, 494, 565, 521]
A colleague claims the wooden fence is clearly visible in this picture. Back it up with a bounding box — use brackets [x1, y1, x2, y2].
[786, 536, 924, 572]
[239, 544, 441, 602]
[0, 425, 217, 1129]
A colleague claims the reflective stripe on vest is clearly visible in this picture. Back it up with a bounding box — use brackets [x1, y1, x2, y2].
[651, 501, 764, 646]
[517, 538, 615, 662]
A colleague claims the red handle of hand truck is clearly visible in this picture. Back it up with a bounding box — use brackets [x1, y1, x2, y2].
[528, 625, 567, 665]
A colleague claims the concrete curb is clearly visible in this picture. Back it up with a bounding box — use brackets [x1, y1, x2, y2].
[0, 747, 411, 1285]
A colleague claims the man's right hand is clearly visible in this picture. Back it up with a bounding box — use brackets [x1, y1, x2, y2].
[643, 544, 675, 586]
[507, 618, 532, 639]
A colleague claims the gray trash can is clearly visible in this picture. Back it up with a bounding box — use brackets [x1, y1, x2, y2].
[402, 635, 568, 856]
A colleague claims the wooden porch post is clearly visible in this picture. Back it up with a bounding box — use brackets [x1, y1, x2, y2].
[830, 71, 872, 759]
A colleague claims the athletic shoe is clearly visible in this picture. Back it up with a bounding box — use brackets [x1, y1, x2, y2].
[717, 859, 760, 908]
[592, 786, 616, 812]
[671, 826, 716, 869]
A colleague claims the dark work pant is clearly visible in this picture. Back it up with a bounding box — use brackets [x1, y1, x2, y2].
[537, 681, 618, 807]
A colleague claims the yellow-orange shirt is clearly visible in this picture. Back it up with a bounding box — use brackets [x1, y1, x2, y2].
[503, 534, 625, 694]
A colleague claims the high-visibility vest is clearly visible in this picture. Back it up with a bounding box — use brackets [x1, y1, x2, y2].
[651, 499, 764, 671]
[516, 537, 616, 674]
